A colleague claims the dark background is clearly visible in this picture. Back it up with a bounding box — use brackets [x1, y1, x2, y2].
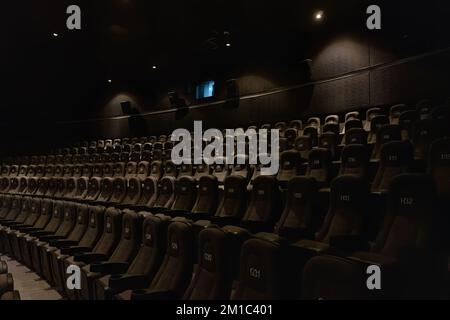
[2, 0, 450, 153]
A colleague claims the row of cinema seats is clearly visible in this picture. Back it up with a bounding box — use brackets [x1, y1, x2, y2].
[0, 102, 449, 299]
[0, 136, 448, 299]
[3, 101, 448, 167]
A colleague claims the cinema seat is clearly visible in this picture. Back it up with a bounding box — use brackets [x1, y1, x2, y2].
[341, 120, 364, 144]
[319, 133, 337, 160]
[399, 110, 419, 141]
[338, 145, 369, 179]
[303, 126, 318, 146]
[411, 119, 443, 160]
[17, 199, 54, 267]
[84, 178, 102, 202]
[294, 136, 311, 160]
[429, 138, 450, 199]
[166, 177, 197, 216]
[389, 104, 409, 124]
[119, 220, 195, 300]
[292, 175, 368, 257]
[277, 150, 302, 186]
[233, 234, 289, 300]
[306, 148, 332, 187]
[96, 178, 114, 204]
[151, 176, 176, 210]
[109, 178, 127, 204]
[51, 205, 105, 293]
[6, 198, 42, 261]
[78, 210, 142, 300]
[371, 141, 413, 193]
[367, 115, 389, 144]
[134, 177, 158, 208]
[150, 161, 163, 180]
[185, 175, 218, 220]
[30, 201, 77, 275]
[41, 203, 90, 284]
[371, 125, 401, 160]
[239, 175, 281, 233]
[303, 174, 444, 299]
[183, 227, 233, 300]
[62, 207, 121, 299]
[94, 214, 169, 300]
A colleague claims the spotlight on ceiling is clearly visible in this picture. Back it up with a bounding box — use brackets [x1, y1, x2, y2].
[107, 79, 112, 83]
[226, 43, 231, 47]
[52, 33, 59, 37]
[152, 65, 157, 69]
[314, 10, 324, 21]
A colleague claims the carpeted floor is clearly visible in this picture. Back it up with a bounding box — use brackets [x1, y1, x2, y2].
[1, 254, 62, 300]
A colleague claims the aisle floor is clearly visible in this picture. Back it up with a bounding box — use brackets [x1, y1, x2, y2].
[1, 254, 62, 300]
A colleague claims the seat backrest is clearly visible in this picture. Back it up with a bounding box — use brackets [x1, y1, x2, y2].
[78, 205, 105, 248]
[154, 176, 176, 208]
[318, 133, 337, 158]
[275, 176, 317, 240]
[109, 177, 127, 204]
[389, 104, 408, 124]
[66, 203, 90, 242]
[137, 177, 158, 207]
[303, 126, 318, 146]
[411, 119, 445, 159]
[399, 110, 419, 140]
[163, 160, 178, 178]
[92, 207, 123, 255]
[107, 210, 142, 263]
[371, 141, 413, 193]
[306, 148, 332, 185]
[63, 178, 77, 199]
[178, 163, 194, 178]
[14, 196, 32, 224]
[150, 161, 163, 180]
[4, 196, 22, 221]
[344, 128, 367, 145]
[74, 177, 89, 199]
[22, 197, 41, 227]
[33, 198, 53, 229]
[124, 214, 169, 277]
[214, 175, 247, 221]
[429, 138, 450, 198]
[53, 201, 78, 237]
[345, 111, 359, 122]
[316, 175, 367, 243]
[322, 123, 339, 136]
[339, 144, 369, 179]
[98, 178, 114, 202]
[241, 175, 281, 232]
[191, 175, 219, 215]
[193, 162, 211, 181]
[85, 177, 102, 201]
[102, 163, 114, 178]
[277, 150, 302, 183]
[289, 120, 302, 131]
[373, 174, 436, 257]
[325, 115, 339, 124]
[113, 163, 126, 177]
[171, 176, 197, 211]
[136, 161, 150, 180]
[183, 227, 232, 300]
[147, 221, 195, 296]
[233, 234, 288, 299]
[371, 125, 402, 160]
[123, 177, 142, 205]
[368, 115, 389, 144]
[43, 200, 64, 233]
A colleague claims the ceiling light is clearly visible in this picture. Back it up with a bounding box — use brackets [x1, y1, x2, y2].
[226, 43, 231, 47]
[107, 79, 112, 83]
[314, 10, 324, 21]
[52, 33, 59, 37]
[152, 65, 157, 69]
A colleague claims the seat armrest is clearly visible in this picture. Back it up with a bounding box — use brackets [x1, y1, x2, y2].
[89, 262, 129, 274]
[49, 239, 78, 248]
[11, 224, 32, 231]
[131, 289, 180, 300]
[108, 274, 151, 291]
[60, 246, 92, 255]
[38, 235, 65, 242]
[28, 230, 52, 237]
[18, 226, 42, 233]
[329, 235, 370, 252]
[73, 252, 109, 264]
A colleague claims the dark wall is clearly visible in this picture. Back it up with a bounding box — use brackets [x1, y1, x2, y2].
[53, 33, 450, 144]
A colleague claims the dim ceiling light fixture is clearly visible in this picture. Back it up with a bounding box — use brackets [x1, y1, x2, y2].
[52, 32, 59, 37]
[152, 65, 157, 69]
[226, 43, 231, 47]
[314, 10, 324, 21]
[107, 79, 112, 83]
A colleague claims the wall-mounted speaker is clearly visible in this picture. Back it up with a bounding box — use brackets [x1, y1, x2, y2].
[120, 101, 132, 115]
[225, 79, 239, 99]
[168, 91, 186, 108]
